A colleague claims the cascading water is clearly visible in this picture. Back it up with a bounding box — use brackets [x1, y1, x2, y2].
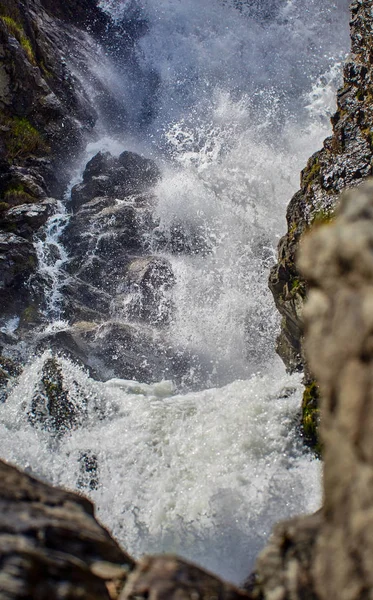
[0, 0, 351, 585]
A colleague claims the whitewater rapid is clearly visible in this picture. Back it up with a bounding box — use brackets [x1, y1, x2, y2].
[0, 0, 351, 585]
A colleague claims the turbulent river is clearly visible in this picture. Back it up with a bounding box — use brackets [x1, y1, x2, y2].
[0, 0, 351, 584]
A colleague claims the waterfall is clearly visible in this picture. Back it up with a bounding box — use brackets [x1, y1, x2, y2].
[0, 0, 351, 585]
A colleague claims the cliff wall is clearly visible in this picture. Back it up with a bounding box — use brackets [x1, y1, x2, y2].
[269, 0, 373, 372]
[254, 179, 373, 600]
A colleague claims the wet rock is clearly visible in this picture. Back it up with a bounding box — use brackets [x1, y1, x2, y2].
[121, 556, 251, 600]
[269, 0, 373, 372]
[0, 233, 37, 317]
[256, 180, 373, 599]
[62, 195, 156, 285]
[77, 450, 99, 491]
[71, 151, 160, 211]
[121, 256, 175, 325]
[61, 277, 112, 322]
[0, 353, 22, 402]
[0, 458, 134, 599]
[40, 321, 201, 386]
[2, 198, 57, 238]
[29, 357, 84, 434]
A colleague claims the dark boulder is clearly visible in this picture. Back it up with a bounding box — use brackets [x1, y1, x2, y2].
[39, 321, 201, 386]
[0, 233, 37, 317]
[71, 150, 160, 210]
[29, 357, 85, 434]
[2, 199, 57, 238]
[0, 458, 134, 599]
[121, 256, 175, 326]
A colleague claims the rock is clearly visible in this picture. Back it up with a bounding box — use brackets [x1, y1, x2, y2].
[2, 198, 57, 238]
[39, 321, 201, 385]
[121, 556, 251, 600]
[120, 256, 175, 326]
[63, 196, 154, 279]
[0, 353, 22, 402]
[256, 180, 373, 599]
[0, 233, 37, 317]
[269, 0, 373, 372]
[253, 512, 322, 600]
[0, 458, 134, 599]
[29, 357, 85, 434]
[71, 150, 160, 211]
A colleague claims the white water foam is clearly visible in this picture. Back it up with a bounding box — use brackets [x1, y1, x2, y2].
[0, 352, 320, 583]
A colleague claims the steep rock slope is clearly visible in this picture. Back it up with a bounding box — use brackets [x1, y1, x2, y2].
[0, 0, 112, 325]
[269, 0, 373, 372]
[254, 179, 373, 600]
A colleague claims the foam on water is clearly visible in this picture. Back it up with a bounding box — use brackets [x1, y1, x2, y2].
[0, 352, 320, 583]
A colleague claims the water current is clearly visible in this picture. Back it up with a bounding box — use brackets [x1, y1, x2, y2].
[0, 0, 351, 584]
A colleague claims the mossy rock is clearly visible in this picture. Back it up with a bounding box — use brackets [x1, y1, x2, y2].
[0, 15, 36, 64]
[29, 358, 86, 434]
[302, 155, 321, 189]
[1, 116, 50, 163]
[0, 355, 22, 378]
[302, 380, 322, 457]
[3, 183, 38, 206]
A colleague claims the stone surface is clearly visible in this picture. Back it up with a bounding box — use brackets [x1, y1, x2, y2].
[0, 458, 135, 599]
[269, 0, 373, 372]
[39, 321, 201, 385]
[121, 556, 251, 600]
[71, 151, 160, 211]
[255, 180, 373, 599]
[0, 232, 37, 317]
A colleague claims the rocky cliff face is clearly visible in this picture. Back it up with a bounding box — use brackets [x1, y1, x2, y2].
[269, 0, 373, 373]
[253, 179, 373, 600]
[0, 0, 111, 327]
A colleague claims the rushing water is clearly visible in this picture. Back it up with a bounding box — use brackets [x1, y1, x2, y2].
[0, 0, 351, 584]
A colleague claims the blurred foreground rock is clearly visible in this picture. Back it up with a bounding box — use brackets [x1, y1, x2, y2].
[121, 556, 251, 600]
[254, 179, 373, 599]
[0, 459, 134, 599]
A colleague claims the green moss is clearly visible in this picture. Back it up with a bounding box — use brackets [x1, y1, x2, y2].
[290, 277, 306, 298]
[0, 1, 21, 21]
[39, 60, 53, 79]
[361, 126, 373, 147]
[310, 207, 333, 227]
[4, 117, 49, 162]
[356, 88, 365, 101]
[21, 304, 38, 323]
[302, 156, 321, 189]
[0, 201, 9, 212]
[1, 15, 36, 64]
[4, 183, 37, 205]
[302, 380, 322, 457]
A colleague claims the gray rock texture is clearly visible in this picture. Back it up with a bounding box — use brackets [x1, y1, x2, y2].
[254, 180, 373, 599]
[269, 0, 373, 372]
[0, 458, 134, 599]
[121, 556, 251, 600]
